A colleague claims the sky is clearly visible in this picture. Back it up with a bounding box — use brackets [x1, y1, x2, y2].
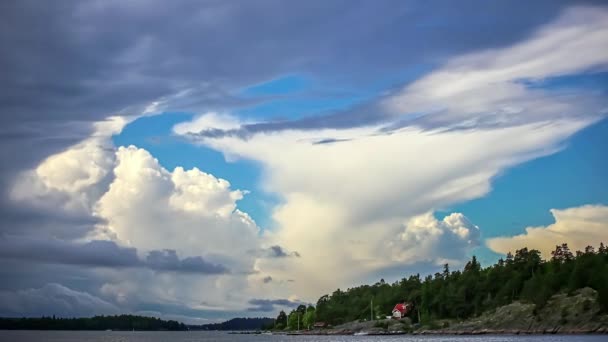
[0, 0, 607, 324]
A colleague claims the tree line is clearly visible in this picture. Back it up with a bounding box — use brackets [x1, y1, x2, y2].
[0, 314, 187, 331]
[271, 304, 317, 330]
[274, 243, 607, 328]
[191, 317, 274, 330]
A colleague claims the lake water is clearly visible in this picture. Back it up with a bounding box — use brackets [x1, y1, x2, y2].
[0, 331, 605, 342]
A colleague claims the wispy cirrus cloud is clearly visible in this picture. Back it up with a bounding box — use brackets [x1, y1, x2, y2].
[178, 6, 608, 141]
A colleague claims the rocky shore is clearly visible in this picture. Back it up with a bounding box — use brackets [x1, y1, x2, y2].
[273, 288, 608, 336]
[418, 288, 608, 335]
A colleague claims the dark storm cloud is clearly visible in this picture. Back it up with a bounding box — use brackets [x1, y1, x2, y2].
[0, 238, 140, 267]
[312, 138, 353, 145]
[0, 283, 120, 318]
[267, 245, 301, 258]
[0, 236, 229, 274]
[0, 0, 588, 168]
[183, 100, 391, 140]
[247, 245, 301, 258]
[145, 249, 228, 274]
[184, 108, 404, 141]
[246, 298, 304, 312]
[0, 203, 102, 239]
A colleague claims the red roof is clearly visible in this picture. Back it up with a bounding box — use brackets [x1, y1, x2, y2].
[393, 303, 407, 314]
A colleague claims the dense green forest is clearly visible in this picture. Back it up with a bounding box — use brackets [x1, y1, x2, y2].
[0, 315, 187, 331]
[275, 243, 608, 328]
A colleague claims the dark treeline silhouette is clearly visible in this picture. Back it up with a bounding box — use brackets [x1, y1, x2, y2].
[0, 314, 187, 331]
[191, 317, 274, 330]
[315, 243, 608, 326]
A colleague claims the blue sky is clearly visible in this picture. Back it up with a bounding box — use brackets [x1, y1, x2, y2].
[454, 117, 608, 264]
[114, 71, 608, 266]
[2, 0, 608, 323]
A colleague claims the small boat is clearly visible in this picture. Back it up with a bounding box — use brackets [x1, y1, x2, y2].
[354, 331, 368, 335]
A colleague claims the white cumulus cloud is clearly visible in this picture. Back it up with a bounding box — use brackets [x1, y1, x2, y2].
[389, 212, 480, 266]
[487, 204, 608, 258]
[7, 127, 267, 314]
[9, 118, 125, 216]
[94, 145, 258, 263]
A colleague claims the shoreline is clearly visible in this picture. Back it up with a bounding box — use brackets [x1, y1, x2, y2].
[235, 328, 608, 336]
[4, 329, 606, 335]
[0, 329, 607, 335]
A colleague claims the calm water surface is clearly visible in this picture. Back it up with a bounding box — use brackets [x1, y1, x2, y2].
[0, 331, 605, 342]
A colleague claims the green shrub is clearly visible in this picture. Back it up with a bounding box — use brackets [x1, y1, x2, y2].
[373, 321, 389, 329]
[582, 299, 592, 311]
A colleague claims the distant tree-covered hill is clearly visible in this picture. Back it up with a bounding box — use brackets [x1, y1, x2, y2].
[191, 317, 274, 330]
[0, 315, 187, 331]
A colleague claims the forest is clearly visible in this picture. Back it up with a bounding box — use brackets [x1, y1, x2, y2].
[275, 243, 608, 328]
[0, 314, 187, 331]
